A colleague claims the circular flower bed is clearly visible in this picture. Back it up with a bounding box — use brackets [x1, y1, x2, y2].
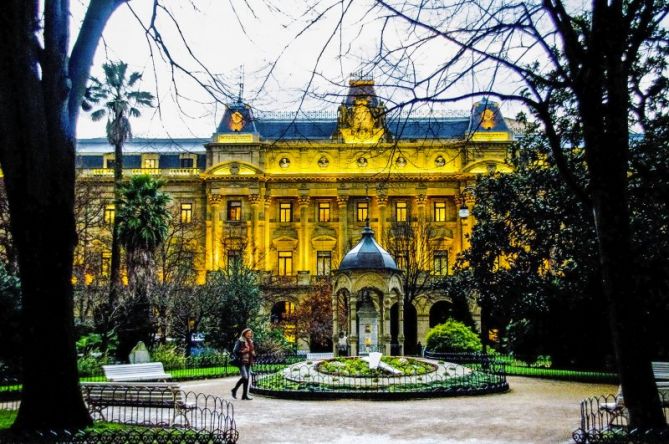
[250, 356, 510, 400]
[316, 357, 436, 377]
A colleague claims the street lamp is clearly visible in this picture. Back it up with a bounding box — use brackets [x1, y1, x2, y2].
[458, 204, 470, 219]
[458, 203, 469, 250]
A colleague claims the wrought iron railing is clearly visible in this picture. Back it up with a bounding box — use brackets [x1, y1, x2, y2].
[250, 354, 508, 399]
[77, 168, 201, 177]
[573, 393, 669, 443]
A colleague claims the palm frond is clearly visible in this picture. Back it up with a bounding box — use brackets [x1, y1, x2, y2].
[90, 109, 107, 122]
[128, 71, 142, 87]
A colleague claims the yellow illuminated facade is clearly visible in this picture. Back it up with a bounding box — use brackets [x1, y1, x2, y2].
[75, 78, 515, 350]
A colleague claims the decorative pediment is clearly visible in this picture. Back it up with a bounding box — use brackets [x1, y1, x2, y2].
[312, 235, 336, 251]
[431, 227, 454, 241]
[272, 226, 298, 240]
[204, 161, 264, 177]
[272, 237, 298, 251]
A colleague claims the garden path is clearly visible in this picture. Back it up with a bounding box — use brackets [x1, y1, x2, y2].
[182, 376, 616, 443]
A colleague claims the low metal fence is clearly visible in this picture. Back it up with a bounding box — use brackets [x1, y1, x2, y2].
[573, 393, 669, 443]
[1, 385, 238, 444]
[424, 351, 617, 383]
[251, 355, 508, 399]
[0, 428, 235, 444]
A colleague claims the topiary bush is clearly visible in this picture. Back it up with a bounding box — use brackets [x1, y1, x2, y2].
[426, 319, 482, 353]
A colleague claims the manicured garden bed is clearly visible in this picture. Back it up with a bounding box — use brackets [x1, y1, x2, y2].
[316, 357, 436, 377]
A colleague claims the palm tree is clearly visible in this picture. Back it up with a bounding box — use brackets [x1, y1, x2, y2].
[83, 61, 154, 307]
[115, 175, 170, 358]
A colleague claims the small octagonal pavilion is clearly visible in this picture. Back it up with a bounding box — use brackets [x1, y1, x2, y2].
[333, 224, 405, 356]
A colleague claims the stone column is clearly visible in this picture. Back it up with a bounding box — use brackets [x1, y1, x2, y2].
[377, 194, 387, 240]
[336, 195, 349, 263]
[264, 195, 272, 271]
[248, 194, 260, 267]
[398, 295, 405, 356]
[332, 291, 339, 354]
[383, 295, 392, 355]
[349, 293, 358, 356]
[298, 195, 310, 271]
[416, 314, 430, 352]
[416, 193, 427, 265]
[205, 195, 214, 271]
[208, 194, 223, 270]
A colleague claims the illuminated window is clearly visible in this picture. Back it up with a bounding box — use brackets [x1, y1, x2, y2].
[180, 203, 193, 224]
[318, 201, 331, 222]
[396, 253, 408, 271]
[278, 251, 293, 276]
[101, 252, 111, 276]
[433, 250, 449, 276]
[395, 201, 408, 222]
[317, 251, 332, 276]
[356, 201, 368, 222]
[144, 158, 157, 169]
[434, 201, 446, 222]
[180, 157, 194, 168]
[104, 204, 115, 225]
[279, 202, 293, 222]
[227, 200, 242, 221]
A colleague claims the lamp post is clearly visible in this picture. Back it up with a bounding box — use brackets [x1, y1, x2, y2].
[458, 203, 469, 251]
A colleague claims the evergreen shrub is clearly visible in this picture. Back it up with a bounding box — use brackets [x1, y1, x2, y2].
[426, 319, 482, 353]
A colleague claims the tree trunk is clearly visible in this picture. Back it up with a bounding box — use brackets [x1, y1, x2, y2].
[580, 87, 665, 428]
[0, 1, 92, 431]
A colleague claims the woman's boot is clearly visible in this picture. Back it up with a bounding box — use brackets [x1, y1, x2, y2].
[242, 378, 253, 400]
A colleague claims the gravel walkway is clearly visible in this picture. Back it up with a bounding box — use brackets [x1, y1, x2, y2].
[182, 376, 616, 444]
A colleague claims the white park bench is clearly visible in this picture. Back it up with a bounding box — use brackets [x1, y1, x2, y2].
[102, 362, 172, 382]
[306, 352, 334, 361]
[600, 361, 669, 425]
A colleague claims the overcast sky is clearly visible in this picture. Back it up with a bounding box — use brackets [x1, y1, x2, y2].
[72, 1, 522, 139]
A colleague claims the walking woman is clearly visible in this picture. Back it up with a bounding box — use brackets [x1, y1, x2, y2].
[231, 327, 255, 400]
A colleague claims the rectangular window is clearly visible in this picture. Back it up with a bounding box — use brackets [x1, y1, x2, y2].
[278, 251, 293, 276]
[433, 250, 449, 276]
[356, 201, 368, 222]
[180, 203, 193, 224]
[101, 252, 111, 276]
[227, 200, 242, 221]
[106, 159, 116, 170]
[227, 249, 242, 268]
[395, 201, 408, 222]
[104, 204, 115, 225]
[180, 157, 194, 168]
[318, 201, 331, 222]
[144, 158, 157, 169]
[317, 251, 332, 276]
[279, 202, 293, 222]
[434, 201, 446, 222]
[396, 253, 408, 271]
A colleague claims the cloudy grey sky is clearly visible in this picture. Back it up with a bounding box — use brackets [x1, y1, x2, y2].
[72, 1, 521, 139]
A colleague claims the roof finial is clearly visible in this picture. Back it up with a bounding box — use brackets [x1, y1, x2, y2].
[237, 65, 245, 103]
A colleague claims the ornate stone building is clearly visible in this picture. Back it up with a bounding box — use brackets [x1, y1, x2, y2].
[76, 78, 514, 352]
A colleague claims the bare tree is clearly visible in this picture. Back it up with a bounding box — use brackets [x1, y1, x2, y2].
[72, 178, 110, 327]
[152, 209, 205, 348]
[0, 1, 240, 430]
[359, 0, 669, 429]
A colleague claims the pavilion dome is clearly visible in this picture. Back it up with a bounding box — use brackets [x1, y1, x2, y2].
[338, 226, 398, 271]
